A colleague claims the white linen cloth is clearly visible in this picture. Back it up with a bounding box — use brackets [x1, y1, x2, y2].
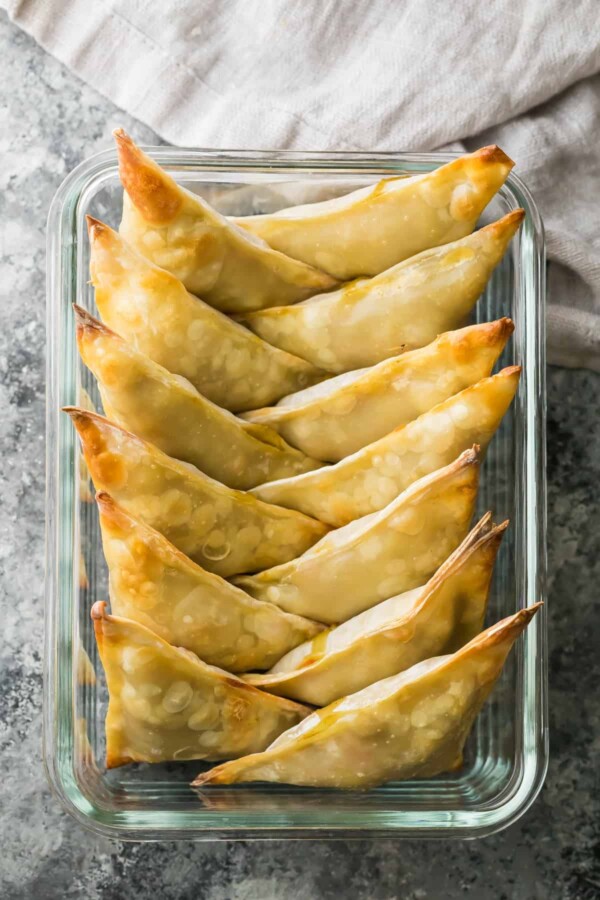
[4, 0, 600, 369]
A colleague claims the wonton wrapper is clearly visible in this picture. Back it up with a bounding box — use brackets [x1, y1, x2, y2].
[233, 146, 514, 280]
[115, 129, 337, 312]
[239, 211, 523, 373]
[65, 408, 328, 577]
[75, 306, 321, 489]
[234, 448, 480, 624]
[87, 218, 324, 412]
[252, 367, 520, 526]
[91, 601, 311, 768]
[194, 604, 541, 789]
[242, 319, 513, 462]
[244, 515, 506, 705]
[98, 493, 324, 673]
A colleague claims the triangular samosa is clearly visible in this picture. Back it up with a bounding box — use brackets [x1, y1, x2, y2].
[98, 492, 324, 673]
[252, 367, 520, 525]
[115, 129, 337, 312]
[194, 605, 541, 788]
[244, 515, 506, 704]
[87, 217, 324, 411]
[234, 448, 480, 624]
[242, 319, 514, 462]
[65, 408, 328, 577]
[75, 305, 322, 489]
[240, 210, 523, 373]
[92, 601, 310, 768]
[233, 146, 514, 280]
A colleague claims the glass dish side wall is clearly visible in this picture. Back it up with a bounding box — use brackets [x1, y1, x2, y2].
[45, 149, 547, 840]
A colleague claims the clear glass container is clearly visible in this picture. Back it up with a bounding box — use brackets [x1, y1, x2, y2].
[45, 147, 547, 840]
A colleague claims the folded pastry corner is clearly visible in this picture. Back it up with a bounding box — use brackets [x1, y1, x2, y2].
[193, 603, 541, 789]
[91, 600, 311, 768]
[113, 128, 183, 224]
[114, 129, 337, 312]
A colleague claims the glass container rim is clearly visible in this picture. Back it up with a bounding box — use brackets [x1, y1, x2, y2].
[44, 146, 547, 841]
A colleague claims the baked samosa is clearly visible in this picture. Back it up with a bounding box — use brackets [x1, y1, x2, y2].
[242, 319, 514, 462]
[115, 129, 337, 312]
[252, 367, 520, 526]
[87, 217, 323, 412]
[91, 601, 311, 768]
[98, 493, 324, 673]
[65, 408, 328, 577]
[75, 306, 321, 489]
[234, 448, 480, 624]
[194, 605, 541, 789]
[239, 211, 523, 373]
[244, 515, 506, 705]
[233, 146, 514, 280]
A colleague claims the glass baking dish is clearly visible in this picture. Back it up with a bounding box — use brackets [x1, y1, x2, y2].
[45, 146, 547, 840]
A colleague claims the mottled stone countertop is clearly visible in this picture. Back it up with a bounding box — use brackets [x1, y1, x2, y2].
[1, 11, 598, 900]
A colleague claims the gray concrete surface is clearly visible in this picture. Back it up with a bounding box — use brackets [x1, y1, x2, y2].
[0, 12, 598, 899]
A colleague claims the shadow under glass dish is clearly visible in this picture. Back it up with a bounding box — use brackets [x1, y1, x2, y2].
[45, 148, 546, 840]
